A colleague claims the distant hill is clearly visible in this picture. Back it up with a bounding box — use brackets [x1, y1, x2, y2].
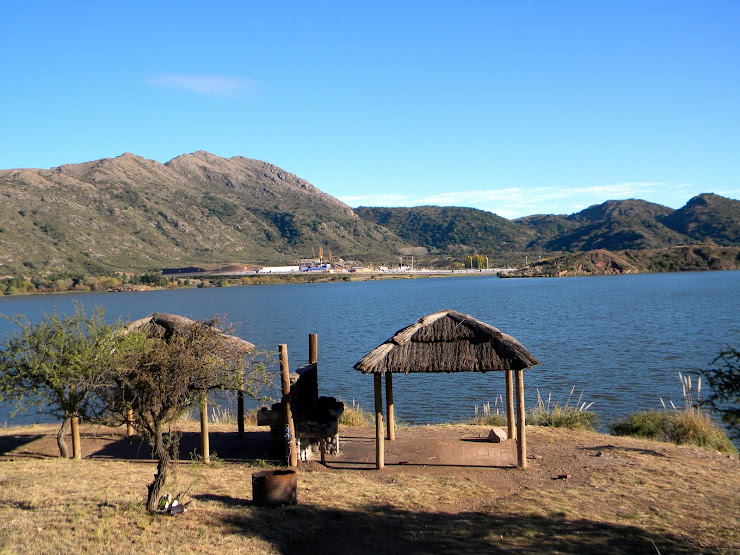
[0, 150, 737, 279]
[515, 196, 739, 252]
[357, 196, 739, 256]
[0, 152, 407, 275]
[660, 193, 740, 245]
[517, 199, 687, 251]
[502, 245, 740, 278]
[354, 206, 533, 254]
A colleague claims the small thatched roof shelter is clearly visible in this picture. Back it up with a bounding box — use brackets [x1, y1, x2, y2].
[354, 310, 539, 469]
[127, 313, 255, 354]
[126, 313, 255, 461]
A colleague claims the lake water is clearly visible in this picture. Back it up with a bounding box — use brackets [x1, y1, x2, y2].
[1, 271, 738, 430]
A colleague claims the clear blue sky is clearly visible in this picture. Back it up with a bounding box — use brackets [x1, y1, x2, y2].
[2, 1, 738, 218]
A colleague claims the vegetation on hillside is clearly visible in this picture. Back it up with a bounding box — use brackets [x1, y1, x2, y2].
[0, 151, 737, 281]
[0, 152, 407, 277]
[515, 195, 740, 252]
[502, 245, 740, 277]
[355, 205, 532, 254]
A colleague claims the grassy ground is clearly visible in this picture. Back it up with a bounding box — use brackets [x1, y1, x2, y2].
[0, 422, 738, 554]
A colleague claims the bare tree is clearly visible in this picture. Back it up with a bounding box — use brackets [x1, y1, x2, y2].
[106, 314, 269, 513]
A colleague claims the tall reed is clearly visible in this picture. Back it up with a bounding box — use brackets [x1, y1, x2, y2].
[612, 373, 736, 455]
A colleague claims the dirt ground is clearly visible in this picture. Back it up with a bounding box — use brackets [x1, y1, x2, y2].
[1, 422, 739, 553]
[0, 422, 694, 499]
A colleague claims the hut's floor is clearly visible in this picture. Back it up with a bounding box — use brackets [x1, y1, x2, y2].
[328, 426, 517, 469]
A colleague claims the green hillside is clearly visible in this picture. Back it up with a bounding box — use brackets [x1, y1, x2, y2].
[0, 151, 737, 280]
[660, 193, 740, 245]
[354, 206, 533, 254]
[517, 199, 688, 251]
[0, 152, 406, 276]
[503, 245, 740, 277]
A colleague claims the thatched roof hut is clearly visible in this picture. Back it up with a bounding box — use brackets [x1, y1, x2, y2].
[126, 313, 255, 461]
[354, 310, 539, 374]
[354, 310, 539, 469]
[127, 313, 255, 354]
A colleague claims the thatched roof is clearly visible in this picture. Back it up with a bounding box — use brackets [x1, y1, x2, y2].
[353, 310, 539, 374]
[127, 313, 255, 354]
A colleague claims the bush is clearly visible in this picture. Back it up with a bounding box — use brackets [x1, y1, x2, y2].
[338, 401, 373, 427]
[611, 410, 737, 454]
[527, 388, 597, 431]
[471, 413, 508, 427]
[528, 404, 598, 431]
[699, 347, 740, 441]
[471, 389, 597, 430]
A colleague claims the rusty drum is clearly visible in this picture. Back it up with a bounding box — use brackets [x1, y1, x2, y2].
[251, 469, 298, 506]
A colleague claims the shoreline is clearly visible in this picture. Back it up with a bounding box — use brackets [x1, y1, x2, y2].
[1, 269, 506, 298]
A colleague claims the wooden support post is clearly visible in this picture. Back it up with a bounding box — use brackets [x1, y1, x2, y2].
[200, 394, 210, 464]
[385, 373, 395, 441]
[237, 389, 245, 437]
[126, 408, 134, 438]
[506, 369, 516, 440]
[71, 414, 81, 460]
[515, 369, 526, 469]
[374, 374, 384, 469]
[309, 333, 318, 364]
[309, 334, 323, 463]
[279, 344, 298, 468]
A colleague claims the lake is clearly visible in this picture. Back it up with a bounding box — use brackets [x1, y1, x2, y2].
[1, 271, 738, 430]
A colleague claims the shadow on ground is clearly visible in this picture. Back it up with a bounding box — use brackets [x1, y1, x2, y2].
[0, 434, 44, 456]
[213, 499, 693, 554]
[88, 431, 274, 463]
[580, 444, 667, 458]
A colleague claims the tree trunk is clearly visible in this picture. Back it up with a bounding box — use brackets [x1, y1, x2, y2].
[71, 414, 81, 460]
[146, 423, 171, 513]
[56, 418, 70, 458]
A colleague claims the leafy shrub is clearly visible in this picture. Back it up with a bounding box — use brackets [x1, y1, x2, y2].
[611, 410, 737, 454]
[699, 347, 740, 441]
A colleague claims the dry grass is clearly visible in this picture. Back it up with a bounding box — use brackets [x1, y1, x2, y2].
[0, 422, 738, 553]
[338, 400, 374, 427]
[611, 373, 737, 455]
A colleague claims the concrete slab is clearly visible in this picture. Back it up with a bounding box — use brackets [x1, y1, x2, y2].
[327, 427, 517, 469]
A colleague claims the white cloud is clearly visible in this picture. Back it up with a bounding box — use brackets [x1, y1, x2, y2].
[341, 182, 706, 219]
[147, 74, 256, 98]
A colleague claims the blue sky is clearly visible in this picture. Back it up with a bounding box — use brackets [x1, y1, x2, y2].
[1, 1, 738, 218]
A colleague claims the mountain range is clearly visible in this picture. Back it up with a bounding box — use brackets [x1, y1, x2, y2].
[0, 151, 738, 277]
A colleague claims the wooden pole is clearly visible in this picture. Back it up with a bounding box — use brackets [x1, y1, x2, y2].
[71, 413, 81, 460]
[279, 344, 298, 468]
[506, 369, 516, 440]
[126, 408, 134, 438]
[200, 393, 210, 464]
[309, 333, 318, 364]
[374, 373, 384, 469]
[515, 369, 526, 469]
[237, 388, 245, 437]
[385, 373, 395, 441]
